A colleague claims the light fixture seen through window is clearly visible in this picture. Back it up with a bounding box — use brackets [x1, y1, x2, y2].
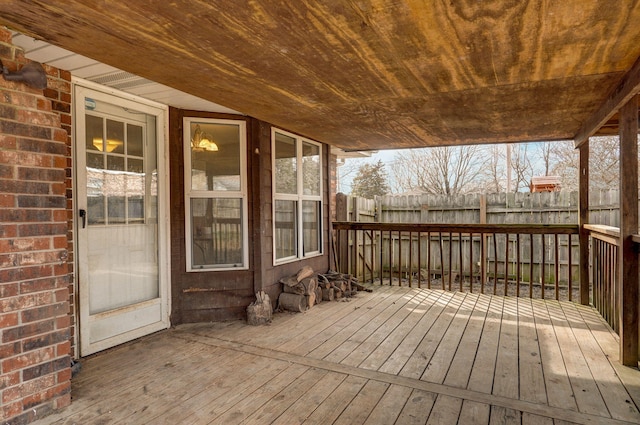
[191, 124, 219, 152]
[93, 137, 122, 153]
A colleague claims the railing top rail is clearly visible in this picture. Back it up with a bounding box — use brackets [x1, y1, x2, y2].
[583, 223, 620, 238]
[332, 221, 579, 234]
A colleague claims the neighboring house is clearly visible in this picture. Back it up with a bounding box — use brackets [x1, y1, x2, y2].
[0, 29, 336, 423]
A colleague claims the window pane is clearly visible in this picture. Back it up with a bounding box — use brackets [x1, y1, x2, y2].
[127, 124, 144, 157]
[106, 119, 125, 154]
[275, 132, 297, 194]
[190, 122, 241, 191]
[303, 200, 321, 254]
[275, 200, 297, 259]
[127, 158, 145, 223]
[86, 114, 103, 152]
[302, 142, 320, 196]
[190, 198, 243, 268]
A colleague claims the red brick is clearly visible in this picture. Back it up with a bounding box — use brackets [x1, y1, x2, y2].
[56, 341, 70, 357]
[0, 312, 19, 327]
[53, 236, 67, 249]
[0, 371, 20, 390]
[0, 341, 21, 359]
[54, 392, 71, 409]
[37, 97, 52, 111]
[21, 302, 68, 323]
[2, 318, 55, 343]
[54, 288, 68, 303]
[0, 281, 19, 297]
[0, 223, 17, 237]
[57, 367, 71, 383]
[0, 192, 14, 206]
[1, 400, 22, 419]
[0, 134, 17, 149]
[1, 347, 55, 374]
[0, 264, 53, 284]
[19, 277, 57, 294]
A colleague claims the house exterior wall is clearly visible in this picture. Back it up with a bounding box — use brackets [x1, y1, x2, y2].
[169, 109, 330, 324]
[0, 28, 73, 424]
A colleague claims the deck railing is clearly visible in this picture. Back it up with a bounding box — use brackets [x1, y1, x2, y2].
[584, 224, 620, 332]
[333, 222, 580, 301]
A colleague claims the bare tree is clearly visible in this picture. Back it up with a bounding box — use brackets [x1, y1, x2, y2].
[549, 140, 579, 191]
[482, 144, 506, 193]
[390, 146, 486, 195]
[509, 143, 534, 192]
[538, 142, 553, 176]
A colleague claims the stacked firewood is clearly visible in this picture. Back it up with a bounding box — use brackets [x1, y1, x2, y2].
[278, 267, 372, 313]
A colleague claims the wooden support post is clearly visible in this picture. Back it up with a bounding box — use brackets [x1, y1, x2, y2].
[618, 95, 639, 367]
[579, 142, 590, 305]
[336, 193, 348, 273]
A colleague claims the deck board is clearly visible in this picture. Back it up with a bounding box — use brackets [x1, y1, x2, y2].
[31, 285, 640, 425]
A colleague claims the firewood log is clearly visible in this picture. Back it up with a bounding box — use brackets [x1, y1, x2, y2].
[296, 266, 314, 282]
[334, 288, 343, 299]
[300, 277, 317, 295]
[306, 292, 316, 309]
[322, 287, 335, 301]
[315, 287, 322, 304]
[279, 293, 307, 312]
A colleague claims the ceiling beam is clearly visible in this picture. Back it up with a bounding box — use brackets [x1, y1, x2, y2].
[574, 55, 640, 148]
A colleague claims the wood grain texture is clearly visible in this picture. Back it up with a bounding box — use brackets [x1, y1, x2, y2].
[1, 1, 640, 149]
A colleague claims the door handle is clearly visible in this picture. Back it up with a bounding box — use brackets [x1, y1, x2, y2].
[79, 209, 86, 229]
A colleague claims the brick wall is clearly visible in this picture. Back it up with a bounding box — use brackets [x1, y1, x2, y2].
[0, 28, 72, 424]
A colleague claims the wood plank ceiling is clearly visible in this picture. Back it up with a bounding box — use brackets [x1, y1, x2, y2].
[1, 1, 640, 151]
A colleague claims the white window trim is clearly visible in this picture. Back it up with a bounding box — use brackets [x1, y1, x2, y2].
[272, 127, 323, 265]
[184, 117, 249, 271]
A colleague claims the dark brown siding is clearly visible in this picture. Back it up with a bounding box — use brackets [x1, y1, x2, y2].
[169, 110, 330, 323]
[168, 108, 255, 324]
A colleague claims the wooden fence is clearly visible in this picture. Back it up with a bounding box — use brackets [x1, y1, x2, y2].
[344, 190, 621, 227]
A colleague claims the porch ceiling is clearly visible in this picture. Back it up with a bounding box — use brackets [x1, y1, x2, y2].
[1, 1, 640, 150]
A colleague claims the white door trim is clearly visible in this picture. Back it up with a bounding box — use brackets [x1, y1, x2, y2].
[73, 79, 171, 356]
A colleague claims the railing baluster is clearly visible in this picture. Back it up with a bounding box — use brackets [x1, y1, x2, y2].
[427, 231, 432, 289]
[417, 231, 422, 288]
[448, 232, 453, 291]
[469, 233, 473, 293]
[398, 230, 403, 286]
[529, 234, 534, 298]
[481, 232, 486, 293]
[554, 233, 560, 300]
[568, 234, 573, 301]
[439, 232, 445, 290]
[378, 230, 383, 284]
[541, 234, 546, 299]
[493, 233, 498, 295]
[516, 233, 521, 297]
[408, 231, 413, 288]
[388, 230, 393, 285]
[459, 232, 464, 292]
[504, 233, 509, 296]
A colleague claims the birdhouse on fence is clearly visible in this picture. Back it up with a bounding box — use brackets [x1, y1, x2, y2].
[530, 176, 561, 192]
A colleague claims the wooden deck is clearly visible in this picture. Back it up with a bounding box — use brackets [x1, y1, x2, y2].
[33, 285, 640, 425]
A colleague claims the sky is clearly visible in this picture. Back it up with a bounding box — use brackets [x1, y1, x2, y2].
[336, 142, 552, 194]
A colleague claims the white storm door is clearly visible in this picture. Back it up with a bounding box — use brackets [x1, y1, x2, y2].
[75, 85, 169, 356]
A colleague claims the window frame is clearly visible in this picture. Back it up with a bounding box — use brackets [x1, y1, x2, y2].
[184, 117, 249, 272]
[272, 128, 323, 264]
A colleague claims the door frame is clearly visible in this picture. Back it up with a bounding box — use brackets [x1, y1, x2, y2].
[72, 78, 171, 356]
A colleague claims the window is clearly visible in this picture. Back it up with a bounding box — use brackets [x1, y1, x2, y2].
[184, 118, 248, 271]
[273, 129, 322, 263]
